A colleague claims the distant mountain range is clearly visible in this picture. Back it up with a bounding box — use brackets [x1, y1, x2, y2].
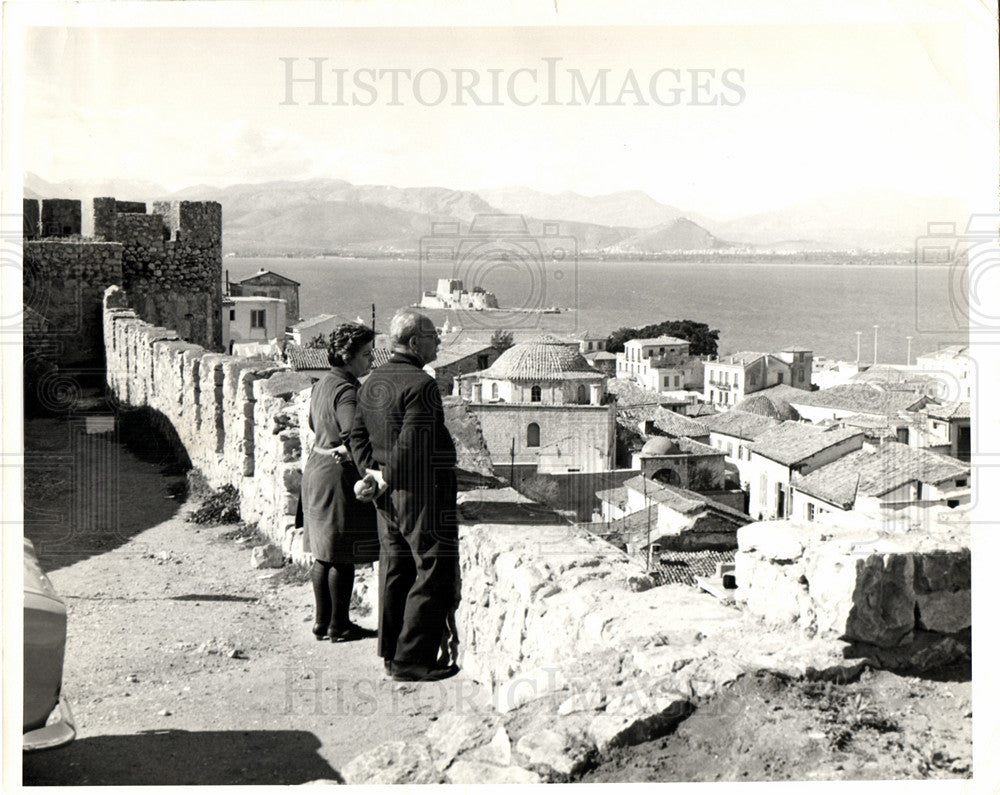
[24, 173, 968, 254]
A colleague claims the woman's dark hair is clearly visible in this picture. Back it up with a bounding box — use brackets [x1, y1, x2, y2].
[328, 322, 376, 367]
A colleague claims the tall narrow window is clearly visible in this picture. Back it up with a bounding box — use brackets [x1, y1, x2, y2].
[250, 309, 266, 329]
[577, 384, 587, 402]
[491, 383, 499, 400]
[527, 422, 540, 447]
[530, 385, 541, 402]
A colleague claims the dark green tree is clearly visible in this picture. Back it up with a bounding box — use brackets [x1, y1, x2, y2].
[606, 320, 720, 357]
[490, 329, 515, 353]
[306, 332, 328, 349]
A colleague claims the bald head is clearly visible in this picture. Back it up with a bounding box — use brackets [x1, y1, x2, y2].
[389, 309, 439, 364]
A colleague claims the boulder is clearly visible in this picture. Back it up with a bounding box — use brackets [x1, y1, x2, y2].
[342, 741, 444, 785]
[250, 544, 284, 569]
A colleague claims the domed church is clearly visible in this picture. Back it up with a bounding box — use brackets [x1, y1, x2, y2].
[456, 336, 615, 474]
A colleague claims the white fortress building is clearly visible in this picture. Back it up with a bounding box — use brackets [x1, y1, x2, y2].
[418, 278, 499, 311]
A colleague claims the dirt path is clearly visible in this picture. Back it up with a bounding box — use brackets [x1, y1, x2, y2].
[21, 408, 488, 785]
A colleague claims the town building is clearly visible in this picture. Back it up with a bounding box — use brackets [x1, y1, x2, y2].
[615, 336, 703, 393]
[290, 313, 346, 346]
[229, 268, 301, 326]
[901, 400, 971, 461]
[848, 364, 943, 396]
[456, 336, 615, 474]
[787, 382, 929, 423]
[630, 435, 726, 492]
[915, 344, 972, 401]
[425, 342, 497, 396]
[791, 441, 971, 522]
[703, 347, 813, 410]
[603, 475, 751, 553]
[699, 410, 783, 504]
[574, 330, 608, 355]
[283, 342, 331, 376]
[747, 423, 864, 520]
[222, 296, 287, 354]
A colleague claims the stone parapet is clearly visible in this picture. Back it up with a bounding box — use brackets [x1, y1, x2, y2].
[103, 286, 314, 562]
[735, 519, 970, 647]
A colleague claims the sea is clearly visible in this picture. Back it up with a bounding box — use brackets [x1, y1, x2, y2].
[223, 257, 968, 364]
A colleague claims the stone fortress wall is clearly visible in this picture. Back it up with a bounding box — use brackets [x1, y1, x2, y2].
[23, 196, 222, 370]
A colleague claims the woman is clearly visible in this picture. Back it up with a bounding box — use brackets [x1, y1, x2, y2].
[300, 323, 379, 642]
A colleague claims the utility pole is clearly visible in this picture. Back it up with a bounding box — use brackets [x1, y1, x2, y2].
[371, 303, 376, 332]
[855, 331, 861, 364]
[642, 475, 652, 572]
[873, 324, 879, 366]
[906, 336, 913, 366]
[510, 436, 516, 488]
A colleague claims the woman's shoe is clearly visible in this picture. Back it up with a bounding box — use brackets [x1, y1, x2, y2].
[312, 623, 331, 640]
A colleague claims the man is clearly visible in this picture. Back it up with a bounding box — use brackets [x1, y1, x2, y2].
[350, 310, 459, 682]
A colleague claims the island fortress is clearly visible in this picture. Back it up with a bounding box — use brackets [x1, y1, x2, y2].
[418, 278, 500, 310]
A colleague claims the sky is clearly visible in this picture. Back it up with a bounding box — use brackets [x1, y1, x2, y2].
[7, 0, 997, 219]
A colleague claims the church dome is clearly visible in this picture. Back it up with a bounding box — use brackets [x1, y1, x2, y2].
[478, 335, 602, 381]
[733, 393, 800, 421]
[640, 436, 680, 455]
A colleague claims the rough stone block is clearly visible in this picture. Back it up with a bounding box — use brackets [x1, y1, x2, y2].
[426, 713, 496, 772]
[913, 550, 971, 593]
[494, 665, 568, 713]
[587, 691, 691, 753]
[631, 644, 708, 677]
[738, 521, 807, 561]
[342, 741, 444, 785]
[250, 544, 284, 569]
[445, 760, 541, 785]
[809, 553, 915, 647]
[915, 589, 971, 633]
[515, 728, 591, 778]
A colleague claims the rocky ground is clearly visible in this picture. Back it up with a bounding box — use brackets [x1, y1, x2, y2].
[21, 405, 977, 785]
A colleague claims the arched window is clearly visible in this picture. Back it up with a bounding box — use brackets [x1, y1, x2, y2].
[491, 383, 499, 400]
[526, 422, 540, 447]
[577, 384, 587, 403]
[530, 385, 542, 402]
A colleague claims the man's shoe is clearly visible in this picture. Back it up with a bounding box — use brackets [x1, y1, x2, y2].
[329, 622, 377, 643]
[389, 661, 459, 682]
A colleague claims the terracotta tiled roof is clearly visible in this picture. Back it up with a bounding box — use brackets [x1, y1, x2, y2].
[477, 335, 603, 381]
[750, 424, 863, 466]
[926, 400, 971, 420]
[622, 476, 751, 521]
[733, 393, 800, 421]
[606, 378, 667, 407]
[787, 383, 927, 416]
[627, 335, 690, 346]
[793, 442, 970, 508]
[238, 269, 300, 286]
[701, 410, 781, 440]
[652, 409, 709, 438]
[429, 342, 496, 370]
[284, 343, 330, 370]
[595, 486, 629, 507]
[716, 351, 767, 366]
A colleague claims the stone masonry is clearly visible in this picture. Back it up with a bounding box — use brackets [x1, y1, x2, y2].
[25, 197, 222, 369]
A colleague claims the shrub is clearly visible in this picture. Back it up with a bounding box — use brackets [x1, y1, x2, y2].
[187, 484, 241, 525]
